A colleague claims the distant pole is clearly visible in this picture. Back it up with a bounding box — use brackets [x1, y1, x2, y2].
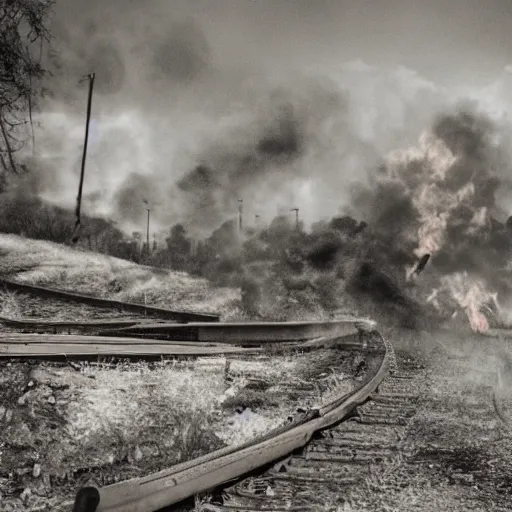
[291, 208, 299, 229]
[255, 214, 260, 227]
[72, 73, 95, 244]
[238, 199, 243, 232]
[146, 208, 150, 256]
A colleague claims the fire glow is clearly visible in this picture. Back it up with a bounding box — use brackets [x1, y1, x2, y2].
[385, 125, 503, 333]
[441, 272, 496, 333]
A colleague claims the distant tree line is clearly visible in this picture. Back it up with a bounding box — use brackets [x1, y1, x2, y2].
[0, 192, 141, 260]
[147, 214, 374, 319]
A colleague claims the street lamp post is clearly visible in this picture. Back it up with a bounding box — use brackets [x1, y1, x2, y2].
[238, 199, 243, 232]
[142, 199, 150, 258]
[146, 208, 150, 256]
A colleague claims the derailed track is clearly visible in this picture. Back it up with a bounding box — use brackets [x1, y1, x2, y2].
[45, 319, 390, 512]
[0, 320, 374, 359]
[203, 362, 421, 512]
[1, 308, 393, 511]
[0, 333, 265, 358]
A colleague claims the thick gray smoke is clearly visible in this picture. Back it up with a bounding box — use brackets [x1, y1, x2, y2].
[346, 107, 512, 328]
[8, 0, 512, 248]
[12, 0, 460, 236]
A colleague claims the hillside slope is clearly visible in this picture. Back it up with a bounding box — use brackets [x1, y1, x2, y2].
[0, 234, 240, 317]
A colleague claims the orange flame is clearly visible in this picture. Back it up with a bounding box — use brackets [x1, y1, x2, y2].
[466, 305, 489, 333]
[439, 272, 493, 333]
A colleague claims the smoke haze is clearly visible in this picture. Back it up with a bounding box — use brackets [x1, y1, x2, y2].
[10, 0, 512, 242]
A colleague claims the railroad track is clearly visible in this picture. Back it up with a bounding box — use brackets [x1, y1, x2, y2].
[2, 323, 395, 512]
[34, 322, 387, 512]
[200, 357, 422, 512]
[0, 278, 219, 323]
[0, 279, 416, 512]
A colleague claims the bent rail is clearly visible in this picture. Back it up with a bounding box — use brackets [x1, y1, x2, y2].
[0, 278, 220, 323]
[0, 318, 372, 358]
[0, 333, 265, 357]
[0, 316, 156, 330]
[97, 318, 375, 344]
[64, 318, 389, 512]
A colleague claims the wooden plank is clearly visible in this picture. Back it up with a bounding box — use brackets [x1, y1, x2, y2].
[1, 333, 225, 346]
[0, 316, 156, 329]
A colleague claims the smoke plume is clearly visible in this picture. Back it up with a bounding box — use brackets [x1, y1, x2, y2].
[6, 0, 512, 329]
[348, 107, 512, 328]
[11, 0, 460, 236]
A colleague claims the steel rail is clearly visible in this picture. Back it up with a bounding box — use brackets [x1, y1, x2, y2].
[95, 318, 374, 344]
[60, 318, 389, 512]
[0, 278, 220, 323]
[0, 319, 370, 358]
[0, 333, 263, 357]
[0, 316, 159, 330]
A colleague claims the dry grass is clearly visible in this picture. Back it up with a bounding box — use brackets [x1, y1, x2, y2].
[0, 233, 239, 317]
[0, 288, 22, 317]
[0, 233, 365, 510]
[0, 346, 360, 510]
[0, 358, 229, 510]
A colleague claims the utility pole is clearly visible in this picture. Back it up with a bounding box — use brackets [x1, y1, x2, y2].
[72, 73, 95, 244]
[143, 199, 150, 258]
[255, 214, 260, 227]
[291, 208, 299, 229]
[146, 208, 150, 256]
[238, 199, 243, 233]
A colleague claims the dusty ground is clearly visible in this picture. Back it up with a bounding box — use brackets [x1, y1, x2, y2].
[0, 233, 239, 317]
[5, 235, 511, 510]
[0, 233, 364, 510]
[0, 343, 363, 511]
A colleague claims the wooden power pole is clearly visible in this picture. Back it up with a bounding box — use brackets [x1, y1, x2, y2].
[72, 73, 95, 244]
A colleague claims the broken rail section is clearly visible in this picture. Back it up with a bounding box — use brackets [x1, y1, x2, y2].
[53, 318, 389, 512]
[95, 318, 374, 344]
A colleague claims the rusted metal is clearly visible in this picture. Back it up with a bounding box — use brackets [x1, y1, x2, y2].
[72, 487, 100, 512]
[0, 333, 264, 358]
[0, 316, 158, 333]
[212, 364, 421, 512]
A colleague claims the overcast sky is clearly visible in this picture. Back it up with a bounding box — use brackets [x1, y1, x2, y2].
[183, 0, 512, 87]
[32, 0, 512, 232]
[53, 0, 512, 83]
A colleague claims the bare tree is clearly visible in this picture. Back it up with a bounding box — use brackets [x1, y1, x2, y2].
[0, 0, 53, 176]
